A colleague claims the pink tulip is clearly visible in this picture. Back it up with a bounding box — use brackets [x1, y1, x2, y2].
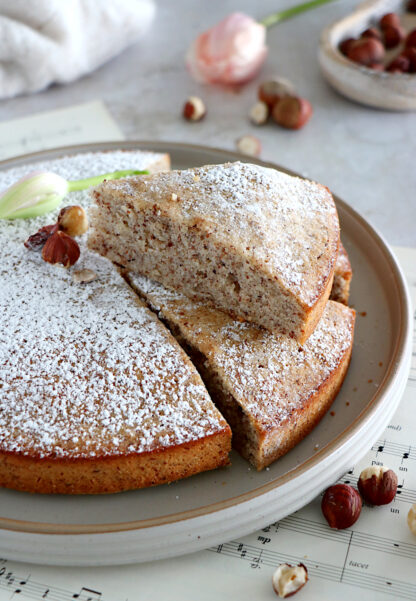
[186, 13, 267, 86]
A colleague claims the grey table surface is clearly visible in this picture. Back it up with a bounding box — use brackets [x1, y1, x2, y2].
[0, 0, 414, 246]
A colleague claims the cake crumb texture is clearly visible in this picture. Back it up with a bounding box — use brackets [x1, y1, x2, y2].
[89, 162, 340, 342]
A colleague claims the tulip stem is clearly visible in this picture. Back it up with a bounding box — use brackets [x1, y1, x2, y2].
[67, 170, 149, 192]
[260, 0, 338, 28]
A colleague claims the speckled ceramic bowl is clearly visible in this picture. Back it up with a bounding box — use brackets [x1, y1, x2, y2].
[319, 0, 416, 110]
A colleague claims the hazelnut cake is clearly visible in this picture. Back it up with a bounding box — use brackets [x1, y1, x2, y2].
[128, 274, 355, 471]
[88, 162, 340, 343]
[0, 151, 231, 494]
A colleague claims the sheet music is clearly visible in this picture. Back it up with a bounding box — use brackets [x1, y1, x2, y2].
[0, 101, 124, 161]
[0, 249, 414, 601]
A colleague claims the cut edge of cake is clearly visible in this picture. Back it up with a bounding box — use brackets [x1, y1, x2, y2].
[128, 274, 355, 471]
[88, 162, 340, 343]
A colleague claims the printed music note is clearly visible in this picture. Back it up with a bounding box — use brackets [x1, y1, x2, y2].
[73, 587, 102, 600]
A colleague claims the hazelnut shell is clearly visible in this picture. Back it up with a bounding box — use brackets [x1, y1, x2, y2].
[321, 484, 362, 529]
[357, 468, 398, 505]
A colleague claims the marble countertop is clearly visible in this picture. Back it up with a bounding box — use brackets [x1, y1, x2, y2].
[0, 0, 414, 246]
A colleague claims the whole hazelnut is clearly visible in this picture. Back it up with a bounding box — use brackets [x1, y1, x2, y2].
[183, 96, 206, 122]
[362, 27, 381, 41]
[407, 504, 416, 535]
[258, 78, 295, 108]
[357, 465, 398, 505]
[272, 563, 308, 598]
[339, 37, 356, 56]
[383, 25, 405, 49]
[405, 29, 416, 49]
[380, 12, 401, 29]
[347, 38, 385, 66]
[272, 97, 313, 130]
[321, 484, 362, 529]
[58, 205, 89, 237]
[387, 55, 410, 72]
[403, 47, 416, 72]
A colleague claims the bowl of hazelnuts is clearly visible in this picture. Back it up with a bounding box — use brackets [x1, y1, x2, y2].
[319, 0, 416, 110]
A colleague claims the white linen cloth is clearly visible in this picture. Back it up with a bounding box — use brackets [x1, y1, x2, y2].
[0, 0, 155, 99]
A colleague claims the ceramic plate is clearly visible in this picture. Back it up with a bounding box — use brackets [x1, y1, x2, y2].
[0, 142, 412, 566]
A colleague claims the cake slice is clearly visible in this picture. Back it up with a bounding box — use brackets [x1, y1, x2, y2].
[129, 274, 355, 471]
[0, 151, 230, 494]
[330, 242, 352, 305]
[89, 162, 340, 343]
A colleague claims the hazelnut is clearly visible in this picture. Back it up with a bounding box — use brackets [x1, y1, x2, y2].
[321, 484, 362, 529]
[72, 269, 97, 283]
[236, 135, 262, 157]
[357, 465, 398, 505]
[405, 29, 416, 49]
[183, 96, 206, 121]
[339, 37, 356, 56]
[258, 78, 295, 108]
[408, 0, 416, 13]
[362, 27, 381, 41]
[42, 231, 80, 268]
[58, 205, 89, 237]
[249, 101, 269, 125]
[272, 563, 308, 598]
[347, 38, 385, 66]
[24, 223, 58, 251]
[407, 504, 416, 535]
[387, 55, 410, 72]
[403, 47, 416, 72]
[368, 62, 385, 71]
[272, 97, 313, 130]
[383, 25, 405, 49]
[380, 12, 401, 29]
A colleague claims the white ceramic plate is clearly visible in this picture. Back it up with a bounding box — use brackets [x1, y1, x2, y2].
[0, 142, 412, 566]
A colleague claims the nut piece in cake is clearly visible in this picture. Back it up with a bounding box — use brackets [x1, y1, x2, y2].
[89, 162, 340, 342]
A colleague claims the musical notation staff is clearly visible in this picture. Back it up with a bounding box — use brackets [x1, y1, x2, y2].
[277, 515, 416, 561]
[0, 567, 104, 601]
[210, 540, 416, 600]
[371, 439, 416, 462]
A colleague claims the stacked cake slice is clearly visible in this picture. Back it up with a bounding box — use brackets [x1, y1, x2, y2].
[90, 160, 355, 472]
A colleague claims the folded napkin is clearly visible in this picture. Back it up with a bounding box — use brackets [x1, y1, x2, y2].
[0, 0, 155, 99]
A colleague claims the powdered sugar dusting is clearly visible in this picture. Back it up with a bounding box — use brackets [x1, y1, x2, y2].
[0, 151, 225, 459]
[130, 274, 354, 428]
[107, 162, 339, 304]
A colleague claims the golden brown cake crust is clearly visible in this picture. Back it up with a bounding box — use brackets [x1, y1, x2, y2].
[0, 432, 230, 495]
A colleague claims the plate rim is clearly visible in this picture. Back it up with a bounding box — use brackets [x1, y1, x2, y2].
[0, 140, 412, 536]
